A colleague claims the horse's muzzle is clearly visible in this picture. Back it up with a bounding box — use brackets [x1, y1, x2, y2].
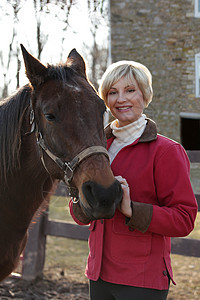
[81, 179, 123, 219]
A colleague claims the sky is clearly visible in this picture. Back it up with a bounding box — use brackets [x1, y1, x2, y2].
[0, 0, 109, 93]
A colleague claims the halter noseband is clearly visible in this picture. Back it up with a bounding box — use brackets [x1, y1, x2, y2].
[37, 134, 109, 186]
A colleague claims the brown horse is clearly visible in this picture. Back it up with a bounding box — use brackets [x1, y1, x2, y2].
[0, 45, 122, 281]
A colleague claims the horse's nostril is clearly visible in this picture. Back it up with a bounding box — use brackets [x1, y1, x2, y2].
[82, 181, 97, 207]
[81, 180, 123, 219]
[82, 180, 123, 209]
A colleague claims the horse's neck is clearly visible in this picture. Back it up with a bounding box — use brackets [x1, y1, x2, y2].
[0, 180, 52, 237]
[0, 161, 52, 228]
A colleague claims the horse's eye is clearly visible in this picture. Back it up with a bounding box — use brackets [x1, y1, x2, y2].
[44, 114, 56, 121]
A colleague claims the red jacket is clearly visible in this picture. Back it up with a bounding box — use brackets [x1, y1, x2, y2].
[69, 119, 197, 290]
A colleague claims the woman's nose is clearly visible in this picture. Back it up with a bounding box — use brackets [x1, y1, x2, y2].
[117, 92, 126, 103]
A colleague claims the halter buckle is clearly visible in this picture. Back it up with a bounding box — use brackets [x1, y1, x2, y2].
[70, 196, 80, 204]
[64, 162, 74, 174]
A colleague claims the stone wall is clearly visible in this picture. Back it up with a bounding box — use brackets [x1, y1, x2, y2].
[109, 0, 200, 141]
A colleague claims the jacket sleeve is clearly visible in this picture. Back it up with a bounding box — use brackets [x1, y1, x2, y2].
[126, 201, 153, 233]
[147, 144, 197, 237]
[126, 143, 197, 236]
[69, 199, 91, 225]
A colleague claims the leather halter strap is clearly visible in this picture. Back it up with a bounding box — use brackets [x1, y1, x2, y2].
[38, 136, 109, 185]
[27, 106, 109, 188]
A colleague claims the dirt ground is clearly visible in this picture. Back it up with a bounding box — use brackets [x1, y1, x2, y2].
[0, 271, 89, 299]
[0, 259, 200, 300]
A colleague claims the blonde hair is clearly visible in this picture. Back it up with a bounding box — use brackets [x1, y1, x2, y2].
[99, 60, 153, 108]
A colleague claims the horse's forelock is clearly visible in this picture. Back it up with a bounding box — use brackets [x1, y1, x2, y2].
[47, 64, 74, 82]
[32, 64, 86, 96]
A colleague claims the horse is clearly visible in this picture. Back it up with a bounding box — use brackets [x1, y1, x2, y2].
[0, 45, 122, 281]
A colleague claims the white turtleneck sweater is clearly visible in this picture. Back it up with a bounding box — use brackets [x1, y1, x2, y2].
[108, 114, 147, 164]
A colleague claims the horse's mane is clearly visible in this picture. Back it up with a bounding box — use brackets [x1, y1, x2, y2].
[0, 84, 31, 181]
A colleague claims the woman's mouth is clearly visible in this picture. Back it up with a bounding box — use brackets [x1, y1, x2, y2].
[117, 106, 131, 111]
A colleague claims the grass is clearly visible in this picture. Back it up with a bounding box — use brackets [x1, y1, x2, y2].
[189, 163, 200, 240]
[45, 195, 89, 284]
[43, 164, 200, 299]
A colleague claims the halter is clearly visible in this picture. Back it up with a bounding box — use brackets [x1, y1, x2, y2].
[37, 133, 109, 185]
[28, 107, 110, 201]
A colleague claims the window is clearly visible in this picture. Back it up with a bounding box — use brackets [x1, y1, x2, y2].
[195, 0, 200, 17]
[195, 53, 200, 97]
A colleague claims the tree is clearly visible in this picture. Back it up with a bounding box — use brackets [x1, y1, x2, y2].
[0, 0, 109, 98]
[85, 0, 109, 90]
[0, 0, 21, 97]
[0, 0, 75, 98]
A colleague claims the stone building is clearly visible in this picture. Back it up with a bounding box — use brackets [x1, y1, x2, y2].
[108, 0, 200, 142]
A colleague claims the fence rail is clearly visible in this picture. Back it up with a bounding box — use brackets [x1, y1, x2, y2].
[21, 150, 200, 280]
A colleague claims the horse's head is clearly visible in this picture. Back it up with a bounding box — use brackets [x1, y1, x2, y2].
[21, 45, 122, 220]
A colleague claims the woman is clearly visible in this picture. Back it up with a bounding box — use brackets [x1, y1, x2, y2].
[69, 60, 198, 299]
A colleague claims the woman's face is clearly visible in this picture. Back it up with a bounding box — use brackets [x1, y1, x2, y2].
[107, 76, 144, 127]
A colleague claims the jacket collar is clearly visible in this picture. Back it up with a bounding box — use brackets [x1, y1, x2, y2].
[104, 118, 157, 143]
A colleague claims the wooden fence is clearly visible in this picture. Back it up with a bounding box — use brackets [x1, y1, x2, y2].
[21, 150, 200, 280]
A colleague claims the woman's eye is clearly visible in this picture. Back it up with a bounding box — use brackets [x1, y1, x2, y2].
[108, 91, 116, 95]
[44, 114, 56, 121]
[128, 89, 135, 93]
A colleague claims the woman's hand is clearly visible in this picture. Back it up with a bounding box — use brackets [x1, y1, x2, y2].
[115, 176, 132, 218]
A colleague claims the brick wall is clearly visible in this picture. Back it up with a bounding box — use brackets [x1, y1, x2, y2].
[109, 0, 200, 141]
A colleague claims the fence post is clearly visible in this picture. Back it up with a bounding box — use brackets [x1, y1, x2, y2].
[22, 209, 48, 280]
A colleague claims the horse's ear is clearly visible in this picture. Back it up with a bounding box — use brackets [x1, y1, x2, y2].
[20, 44, 47, 88]
[67, 49, 86, 77]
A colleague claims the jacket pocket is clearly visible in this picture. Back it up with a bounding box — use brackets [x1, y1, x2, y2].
[111, 212, 152, 263]
[88, 221, 96, 258]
